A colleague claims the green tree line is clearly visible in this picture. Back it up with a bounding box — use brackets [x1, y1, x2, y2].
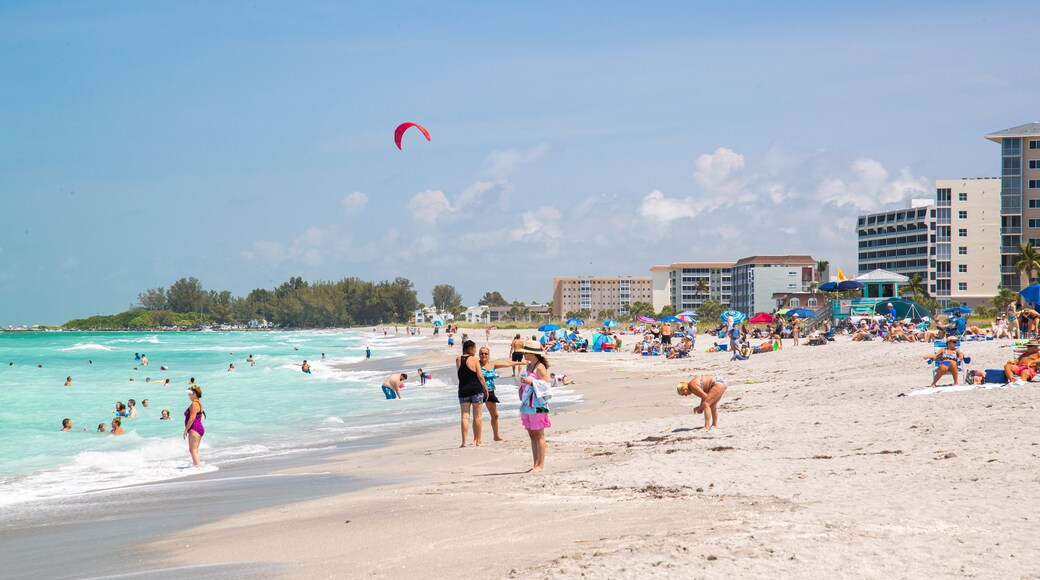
[64, 276, 419, 329]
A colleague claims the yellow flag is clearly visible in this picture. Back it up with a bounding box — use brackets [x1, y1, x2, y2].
[837, 269, 846, 281]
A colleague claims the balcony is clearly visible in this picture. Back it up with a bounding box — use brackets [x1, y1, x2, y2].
[1002, 246, 1023, 254]
[1002, 266, 1017, 274]
[1003, 226, 1023, 234]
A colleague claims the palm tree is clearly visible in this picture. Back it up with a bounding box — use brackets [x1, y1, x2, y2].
[816, 260, 830, 284]
[694, 278, 709, 302]
[1016, 243, 1040, 288]
[900, 273, 927, 301]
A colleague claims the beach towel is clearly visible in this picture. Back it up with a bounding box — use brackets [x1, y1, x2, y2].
[899, 382, 1033, 397]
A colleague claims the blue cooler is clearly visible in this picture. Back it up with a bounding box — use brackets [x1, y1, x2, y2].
[985, 369, 1006, 384]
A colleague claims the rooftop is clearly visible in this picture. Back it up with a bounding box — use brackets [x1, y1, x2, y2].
[985, 122, 1040, 142]
[650, 262, 736, 271]
[733, 255, 816, 267]
[855, 268, 909, 283]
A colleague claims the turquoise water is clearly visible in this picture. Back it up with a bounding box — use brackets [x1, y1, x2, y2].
[0, 330, 469, 506]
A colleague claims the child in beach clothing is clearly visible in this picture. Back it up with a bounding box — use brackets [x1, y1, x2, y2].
[677, 375, 727, 430]
[519, 340, 553, 472]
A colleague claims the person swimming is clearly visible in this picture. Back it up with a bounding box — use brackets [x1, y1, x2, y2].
[299, 360, 311, 374]
[97, 422, 107, 433]
[64, 376, 72, 387]
[61, 418, 72, 431]
[228, 363, 235, 372]
[110, 417, 125, 435]
[160, 409, 171, 420]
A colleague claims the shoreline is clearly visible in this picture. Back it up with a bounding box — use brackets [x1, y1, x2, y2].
[141, 330, 1040, 578]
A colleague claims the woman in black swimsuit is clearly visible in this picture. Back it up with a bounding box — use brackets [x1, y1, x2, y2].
[455, 340, 488, 447]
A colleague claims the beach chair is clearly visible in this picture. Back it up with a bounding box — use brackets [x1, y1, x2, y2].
[930, 340, 971, 383]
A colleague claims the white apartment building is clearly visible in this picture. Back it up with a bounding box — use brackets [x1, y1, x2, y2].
[933, 178, 1000, 306]
[650, 262, 734, 313]
[730, 255, 818, 315]
[857, 202, 934, 283]
[552, 276, 653, 318]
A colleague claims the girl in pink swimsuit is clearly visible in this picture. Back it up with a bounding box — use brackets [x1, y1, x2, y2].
[183, 385, 206, 466]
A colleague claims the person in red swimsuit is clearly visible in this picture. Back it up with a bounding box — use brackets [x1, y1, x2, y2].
[183, 385, 206, 467]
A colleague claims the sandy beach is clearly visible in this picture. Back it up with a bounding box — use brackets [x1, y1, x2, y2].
[128, 329, 1040, 579]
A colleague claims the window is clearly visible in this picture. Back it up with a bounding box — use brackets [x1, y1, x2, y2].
[1031, 159, 1040, 169]
[1030, 219, 1040, 228]
[958, 246, 967, 255]
[807, 298, 818, 308]
[958, 228, 968, 237]
[958, 282, 967, 291]
[958, 210, 968, 219]
[1030, 180, 1040, 189]
[1031, 140, 1040, 150]
[958, 192, 968, 201]
[789, 298, 800, 307]
[1030, 199, 1040, 209]
[958, 264, 967, 273]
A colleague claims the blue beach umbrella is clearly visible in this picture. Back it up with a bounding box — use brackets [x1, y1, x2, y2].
[602, 319, 620, 328]
[785, 308, 818, 318]
[659, 315, 682, 322]
[432, 320, 444, 326]
[719, 310, 747, 324]
[943, 306, 973, 315]
[565, 318, 585, 326]
[818, 281, 839, 292]
[676, 311, 697, 317]
[538, 323, 561, 332]
[837, 280, 864, 291]
[1020, 284, 1040, 305]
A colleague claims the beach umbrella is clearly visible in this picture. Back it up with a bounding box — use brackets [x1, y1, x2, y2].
[659, 315, 682, 322]
[565, 318, 585, 326]
[943, 306, 973, 315]
[748, 312, 774, 324]
[538, 323, 561, 332]
[818, 281, 839, 292]
[432, 320, 444, 326]
[602, 319, 620, 328]
[676, 310, 697, 317]
[785, 308, 817, 318]
[636, 315, 656, 323]
[836, 280, 864, 291]
[677, 315, 696, 323]
[719, 310, 747, 324]
[1020, 284, 1040, 305]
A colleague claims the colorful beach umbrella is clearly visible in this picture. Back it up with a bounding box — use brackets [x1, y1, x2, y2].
[538, 323, 561, 332]
[636, 315, 656, 323]
[719, 310, 747, 324]
[676, 311, 697, 317]
[677, 315, 696, 323]
[565, 318, 585, 326]
[659, 315, 682, 322]
[602, 319, 620, 327]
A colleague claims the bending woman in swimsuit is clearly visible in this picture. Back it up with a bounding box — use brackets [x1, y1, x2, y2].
[677, 375, 727, 430]
[183, 385, 206, 466]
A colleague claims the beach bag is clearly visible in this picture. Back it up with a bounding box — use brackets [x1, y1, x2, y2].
[967, 370, 985, 385]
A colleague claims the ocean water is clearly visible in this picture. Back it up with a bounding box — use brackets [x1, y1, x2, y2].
[0, 330, 580, 509]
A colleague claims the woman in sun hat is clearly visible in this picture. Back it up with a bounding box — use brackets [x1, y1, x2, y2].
[519, 340, 552, 472]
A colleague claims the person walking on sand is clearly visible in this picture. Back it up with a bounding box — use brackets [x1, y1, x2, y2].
[791, 313, 801, 347]
[477, 346, 526, 442]
[519, 340, 553, 472]
[184, 385, 205, 467]
[381, 373, 407, 399]
[677, 374, 728, 430]
[456, 340, 489, 447]
[509, 334, 525, 377]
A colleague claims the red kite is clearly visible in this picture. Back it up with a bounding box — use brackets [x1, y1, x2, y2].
[394, 122, 431, 150]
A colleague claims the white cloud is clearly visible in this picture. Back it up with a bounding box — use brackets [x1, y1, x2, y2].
[407, 189, 453, 224]
[694, 147, 746, 191]
[243, 226, 361, 267]
[457, 180, 512, 206]
[819, 158, 929, 211]
[638, 189, 703, 223]
[511, 206, 563, 254]
[341, 191, 369, 213]
[483, 144, 549, 178]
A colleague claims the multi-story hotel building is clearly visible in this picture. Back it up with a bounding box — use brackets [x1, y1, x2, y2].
[729, 255, 818, 315]
[856, 201, 935, 284]
[857, 179, 999, 307]
[551, 276, 653, 319]
[650, 262, 734, 314]
[934, 178, 1000, 306]
[986, 122, 1040, 291]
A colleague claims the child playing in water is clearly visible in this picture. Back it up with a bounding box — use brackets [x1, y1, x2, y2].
[677, 375, 728, 430]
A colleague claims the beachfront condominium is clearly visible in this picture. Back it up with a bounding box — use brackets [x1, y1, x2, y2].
[856, 201, 935, 285]
[729, 255, 818, 315]
[856, 179, 999, 307]
[650, 262, 734, 314]
[934, 178, 1000, 306]
[551, 276, 653, 319]
[986, 122, 1040, 291]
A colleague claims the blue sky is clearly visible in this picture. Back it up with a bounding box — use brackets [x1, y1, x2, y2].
[1, 1, 1038, 325]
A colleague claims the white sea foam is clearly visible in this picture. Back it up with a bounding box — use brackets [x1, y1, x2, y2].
[59, 343, 114, 352]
